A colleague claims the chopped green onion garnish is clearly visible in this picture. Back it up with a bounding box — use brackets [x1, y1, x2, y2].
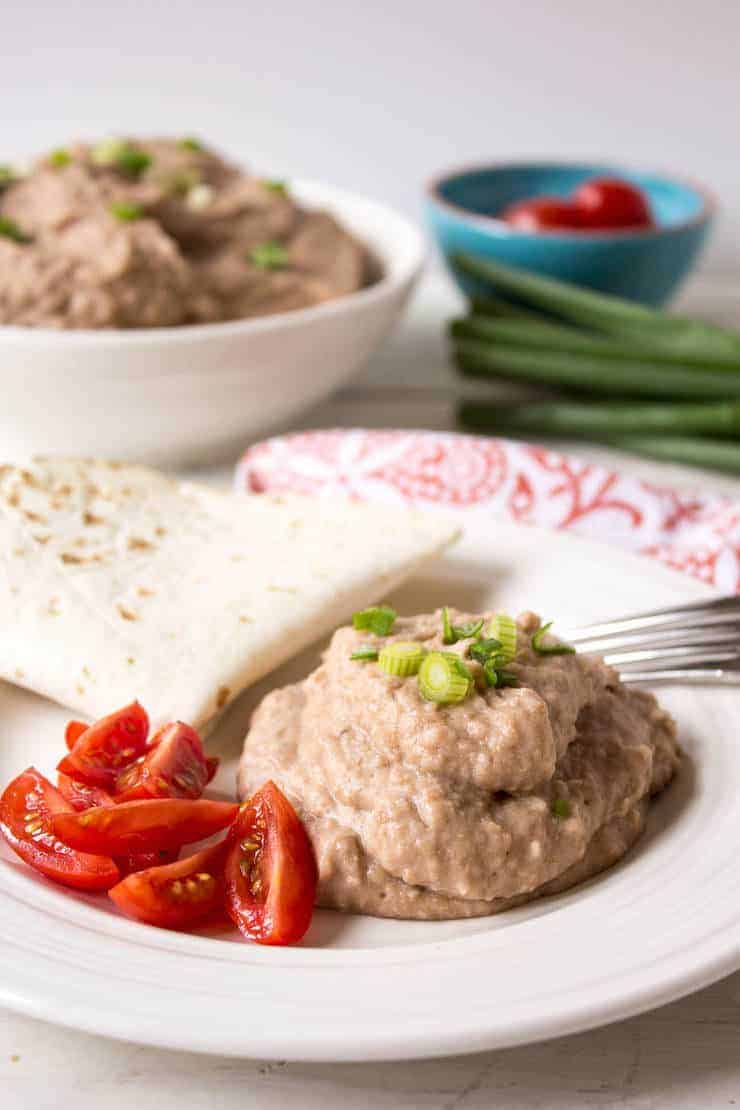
[532, 621, 576, 656]
[248, 241, 289, 270]
[116, 147, 152, 177]
[91, 138, 128, 166]
[378, 641, 426, 677]
[442, 607, 484, 644]
[551, 798, 571, 819]
[486, 614, 517, 663]
[418, 652, 472, 704]
[179, 136, 203, 151]
[49, 148, 71, 168]
[350, 646, 379, 662]
[166, 168, 201, 195]
[496, 670, 519, 688]
[0, 164, 15, 186]
[263, 178, 288, 195]
[109, 202, 143, 222]
[468, 637, 503, 665]
[0, 217, 31, 244]
[352, 606, 397, 636]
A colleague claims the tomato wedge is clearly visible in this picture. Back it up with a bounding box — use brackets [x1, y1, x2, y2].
[64, 720, 89, 751]
[115, 848, 180, 877]
[114, 722, 209, 801]
[0, 767, 119, 891]
[224, 781, 317, 946]
[57, 701, 150, 789]
[52, 798, 238, 855]
[109, 840, 228, 928]
[57, 772, 115, 812]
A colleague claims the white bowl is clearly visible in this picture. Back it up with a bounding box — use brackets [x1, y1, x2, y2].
[0, 181, 424, 466]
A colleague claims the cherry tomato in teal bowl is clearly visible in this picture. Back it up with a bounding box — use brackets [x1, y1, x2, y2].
[426, 161, 715, 306]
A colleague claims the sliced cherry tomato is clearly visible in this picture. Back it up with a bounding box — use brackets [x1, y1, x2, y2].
[115, 847, 180, 877]
[502, 197, 584, 232]
[573, 177, 652, 229]
[64, 720, 89, 751]
[57, 701, 150, 790]
[109, 840, 228, 928]
[51, 798, 238, 855]
[114, 722, 209, 802]
[0, 767, 119, 891]
[205, 756, 220, 784]
[224, 781, 317, 946]
[57, 772, 115, 812]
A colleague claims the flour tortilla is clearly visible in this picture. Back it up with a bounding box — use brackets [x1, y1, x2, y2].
[0, 458, 459, 729]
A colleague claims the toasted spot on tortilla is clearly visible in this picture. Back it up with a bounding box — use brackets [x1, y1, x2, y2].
[83, 510, 105, 526]
[117, 604, 138, 621]
[216, 685, 231, 709]
[128, 536, 154, 552]
[60, 552, 84, 565]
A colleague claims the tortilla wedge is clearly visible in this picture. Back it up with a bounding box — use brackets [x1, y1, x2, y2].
[0, 458, 459, 728]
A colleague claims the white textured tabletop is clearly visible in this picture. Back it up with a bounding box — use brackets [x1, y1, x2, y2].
[2, 268, 739, 1109]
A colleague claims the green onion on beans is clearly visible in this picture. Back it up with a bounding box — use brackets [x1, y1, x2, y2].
[532, 621, 575, 656]
[486, 614, 518, 663]
[378, 641, 426, 677]
[442, 607, 484, 644]
[352, 606, 397, 636]
[454, 339, 740, 400]
[451, 251, 740, 360]
[459, 400, 740, 440]
[418, 652, 473, 704]
[350, 646, 379, 662]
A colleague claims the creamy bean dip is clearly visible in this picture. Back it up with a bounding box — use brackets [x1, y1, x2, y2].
[238, 609, 679, 920]
[0, 138, 375, 328]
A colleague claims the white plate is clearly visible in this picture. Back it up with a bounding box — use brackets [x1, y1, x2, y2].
[0, 516, 738, 1060]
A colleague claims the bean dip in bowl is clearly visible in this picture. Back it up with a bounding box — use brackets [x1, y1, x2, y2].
[0, 138, 423, 464]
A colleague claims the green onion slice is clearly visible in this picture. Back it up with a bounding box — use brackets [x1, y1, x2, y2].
[116, 147, 152, 177]
[442, 607, 484, 644]
[0, 217, 31, 243]
[418, 652, 472, 704]
[91, 138, 128, 166]
[263, 178, 288, 195]
[495, 669, 519, 688]
[551, 798, 571, 819]
[179, 136, 203, 151]
[249, 241, 289, 269]
[352, 606, 397, 636]
[0, 164, 15, 186]
[109, 202, 143, 222]
[49, 148, 71, 168]
[532, 621, 576, 656]
[486, 613, 517, 663]
[468, 637, 502, 665]
[378, 641, 426, 677]
[350, 646, 379, 662]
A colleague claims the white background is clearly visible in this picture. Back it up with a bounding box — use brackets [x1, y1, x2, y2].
[4, 0, 738, 270]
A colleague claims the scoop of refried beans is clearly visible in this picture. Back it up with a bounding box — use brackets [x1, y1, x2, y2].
[0, 138, 376, 328]
[238, 609, 680, 920]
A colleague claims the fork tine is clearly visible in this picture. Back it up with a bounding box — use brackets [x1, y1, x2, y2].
[579, 622, 740, 656]
[563, 595, 740, 644]
[620, 667, 740, 686]
[607, 644, 740, 669]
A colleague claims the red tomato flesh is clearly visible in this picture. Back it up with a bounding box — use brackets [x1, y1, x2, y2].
[224, 781, 317, 946]
[205, 756, 220, 784]
[573, 177, 652, 229]
[57, 772, 114, 812]
[109, 840, 228, 928]
[114, 722, 209, 802]
[115, 848, 180, 877]
[502, 196, 584, 232]
[64, 720, 89, 751]
[57, 702, 150, 790]
[51, 798, 238, 855]
[0, 767, 119, 891]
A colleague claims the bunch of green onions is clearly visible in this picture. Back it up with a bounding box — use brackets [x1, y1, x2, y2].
[449, 252, 740, 474]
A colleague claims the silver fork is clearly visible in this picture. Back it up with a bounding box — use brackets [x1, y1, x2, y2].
[559, 595, 740, 686]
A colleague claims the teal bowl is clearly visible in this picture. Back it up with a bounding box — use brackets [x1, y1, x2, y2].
[426, 161, 715, 306]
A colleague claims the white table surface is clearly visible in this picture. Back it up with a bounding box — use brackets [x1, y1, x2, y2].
[3, 267, 739, 1109]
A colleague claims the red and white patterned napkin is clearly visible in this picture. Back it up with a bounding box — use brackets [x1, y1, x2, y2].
[236, 429, 740, 593]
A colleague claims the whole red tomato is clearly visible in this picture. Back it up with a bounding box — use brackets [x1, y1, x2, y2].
[502, 196, 584, 232]
[573, 177, 652, 229]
